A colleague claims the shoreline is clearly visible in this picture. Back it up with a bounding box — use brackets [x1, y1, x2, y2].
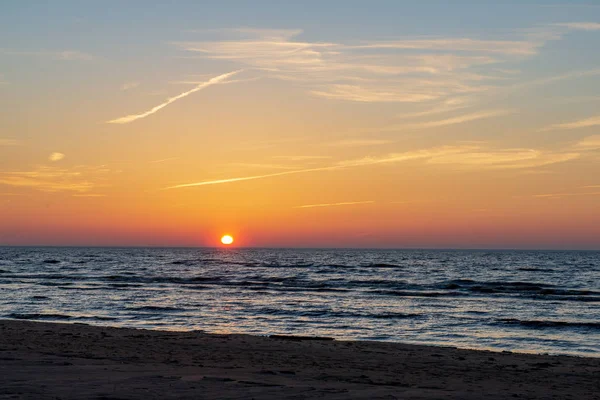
[3, 317, 598, 359]
[1, 320, 599, 399]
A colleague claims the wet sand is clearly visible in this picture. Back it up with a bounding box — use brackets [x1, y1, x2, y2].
[0, 320, 598, 399]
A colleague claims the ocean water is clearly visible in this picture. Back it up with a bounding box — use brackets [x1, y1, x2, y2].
[0, 247, 598, 357]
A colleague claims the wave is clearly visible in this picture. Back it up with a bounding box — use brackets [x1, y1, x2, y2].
[6, 313, 116, 321]
[1, 271, 598, 303]
[8, 312, 72, 320]
[127, 306, 184, 312]
[364, 263, 403, 268]
[497, 318, 600, 330]
[442, 279, 600, 298]
[170, 260, 198, 265]
[377, 290, 463, 298]
[255, 307, 422, 319]
[518, 267, 555, 272]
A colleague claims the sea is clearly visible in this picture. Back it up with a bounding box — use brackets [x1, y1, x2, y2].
[1, 247, 598, 357]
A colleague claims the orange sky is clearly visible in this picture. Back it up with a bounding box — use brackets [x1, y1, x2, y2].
[1, 3, 599, 249]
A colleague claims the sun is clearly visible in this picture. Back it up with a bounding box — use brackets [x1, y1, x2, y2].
[220, 235, 234, 245]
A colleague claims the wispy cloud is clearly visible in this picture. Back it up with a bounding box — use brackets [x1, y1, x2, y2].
[327, 138, 393, 147]
[554, 22, 600, 31]
[166, 144, 576, 189]
[0, 138, 21, 146]
[533, 191, 600, 198]
[121, 81, 140, 91]
[332, 146, 472, 168]
[0, 166, 112, 192]
[394, 98, 472, 120]
[350, 38, 540, 55]
[150, 157, 179, 163]
[107, 70, 242, 124]
[72, 193, 107, 197]
[510, 68, 600, 91]
[174, 26, 555, 105]
[0, 49, 94, 61]
[48, 152, 65, 162]
[165, 165, 338, 189]
[427, 149, 579, 169]
[385, 109, 513, 130]
[56, 51, 95, 61]
[574, 135, 600, 150]
[226, 162, 298, 170]
[296, 200, 374, 209]
[310, 85, 439, 103]
[540, 115, 600, 131]
[272, 155, 332, 161]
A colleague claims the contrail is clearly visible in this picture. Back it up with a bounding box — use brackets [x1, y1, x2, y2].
[296, 201, 374, 208]
[107, 70, 242, 124]
[164, 146, 469, 189]
[164, 165, 340, 189]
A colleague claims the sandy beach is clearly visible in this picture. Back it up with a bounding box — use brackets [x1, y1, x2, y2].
[0, 320, 598, 399]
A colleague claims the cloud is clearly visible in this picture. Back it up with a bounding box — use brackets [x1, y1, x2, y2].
[533, 191, 600, 198]
[165, 165, 339, 189]
[540, 115, 600, 131]
[121, 81, 140, 91]
[48, 152, 65, 162]
[150, 157, 179, 163]
[554, 22, 600, 31]
[174, 26, 555, 104]
[272, 155, 332, 161]
[328, 138, 394, 147]
[107, 70, 242, 124]
[0, 165, 111, 192]
[574, 135, 600, 150]
[332, 146, 473, 169]
[0, 138, 21, 146]
[173, 24, 600, 131]
[72, 193, 107, 197]
[510, 68, 600, 91]
[0, 49, 94, 61]
[427, 149, 580, 169]
[296, 200, 374, 209]
[310, 84, 440, 103]
[56, 51, 95, 61]
[187, 27, 304, 41]
[170, 74, 261, 86]
[350, 38, 540, 55]
[394, 99, 472, 120]
[385, 109, 513, 130]
[226, 162, 298, 170]
[166, 144, 576, 189]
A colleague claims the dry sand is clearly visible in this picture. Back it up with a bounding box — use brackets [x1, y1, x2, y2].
[0, 320, 598, 399]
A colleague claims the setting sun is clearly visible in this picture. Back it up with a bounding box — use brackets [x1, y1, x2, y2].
[220, 235, 234, 245]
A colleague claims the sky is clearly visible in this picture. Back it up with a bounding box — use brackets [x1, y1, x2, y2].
[1, 1, 599, 249]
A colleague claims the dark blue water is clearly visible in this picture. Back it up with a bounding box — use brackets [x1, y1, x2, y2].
[0, 247, 598, 357]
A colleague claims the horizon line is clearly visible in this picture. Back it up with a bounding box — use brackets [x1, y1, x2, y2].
[1, 244, 598, 252]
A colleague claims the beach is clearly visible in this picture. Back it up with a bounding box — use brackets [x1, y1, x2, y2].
[1, 320, 599, 399]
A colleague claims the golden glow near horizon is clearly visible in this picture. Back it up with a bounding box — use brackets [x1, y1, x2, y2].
[0, 3, 599, 249]
[221, 235, 234, 245]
